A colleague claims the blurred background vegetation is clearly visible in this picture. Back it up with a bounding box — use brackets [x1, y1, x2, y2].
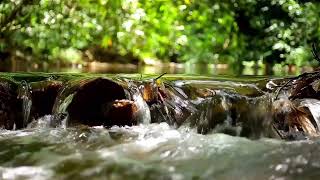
[0, 0, 320, 75]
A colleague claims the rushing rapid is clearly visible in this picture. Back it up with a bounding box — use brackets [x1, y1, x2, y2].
[1, 123, 320, 180]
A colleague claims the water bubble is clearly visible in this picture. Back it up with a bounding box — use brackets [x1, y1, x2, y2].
[275, 164, 288, 173]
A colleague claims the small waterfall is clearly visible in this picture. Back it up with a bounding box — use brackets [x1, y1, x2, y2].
[18, 80, 69, 129]
[123, 79, 151, 125]
[185, 93, 233, 134]
[53, 94, 74, 115]
[18, 81, 32, 128]
[132, 90, 151, 124]
[173, 80, 276, 138]
[51, 84, 75, 128]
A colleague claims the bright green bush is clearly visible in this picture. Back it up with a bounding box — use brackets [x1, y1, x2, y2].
[0, 0, 319, 65]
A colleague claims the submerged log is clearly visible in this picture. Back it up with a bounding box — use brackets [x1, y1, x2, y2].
[66, 78, 127, 126]
[30, 80, 63, 121]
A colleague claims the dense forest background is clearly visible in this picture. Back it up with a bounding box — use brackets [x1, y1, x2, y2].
[1, 0, 320, 72]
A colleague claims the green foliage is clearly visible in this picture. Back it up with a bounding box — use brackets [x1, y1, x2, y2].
[234, 0, 320, 66]
[1, 0, 320, 66]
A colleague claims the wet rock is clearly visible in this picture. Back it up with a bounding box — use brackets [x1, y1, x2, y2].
[103, 99, 138, 127]
[0, 79, 22, 129]
[67, 78, 126, 126]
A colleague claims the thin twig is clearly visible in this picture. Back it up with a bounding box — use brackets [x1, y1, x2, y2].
[273, 124, 284, 139]
[275, 78, 294, 100]
[154, 72, 167, 81]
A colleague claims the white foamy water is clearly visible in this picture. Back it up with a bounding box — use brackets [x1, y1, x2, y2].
[0, 166, 53, 180]
[1, 122, 319, 179]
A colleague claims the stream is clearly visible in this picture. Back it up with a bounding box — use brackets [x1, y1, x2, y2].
[0, 73, 319, 180]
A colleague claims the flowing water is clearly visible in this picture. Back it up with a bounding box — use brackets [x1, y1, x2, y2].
[1, 123, 320, 180]
[0, 74, 319, 180]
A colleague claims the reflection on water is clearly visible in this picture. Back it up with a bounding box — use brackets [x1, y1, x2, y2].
[0, 60, 311, 76]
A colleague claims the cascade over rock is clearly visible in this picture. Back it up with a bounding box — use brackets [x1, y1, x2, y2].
[1, 72, 320, 141]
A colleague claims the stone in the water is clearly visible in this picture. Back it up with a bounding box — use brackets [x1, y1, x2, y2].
[67, 78, 126, 126]
[103, 99, 138, 127]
